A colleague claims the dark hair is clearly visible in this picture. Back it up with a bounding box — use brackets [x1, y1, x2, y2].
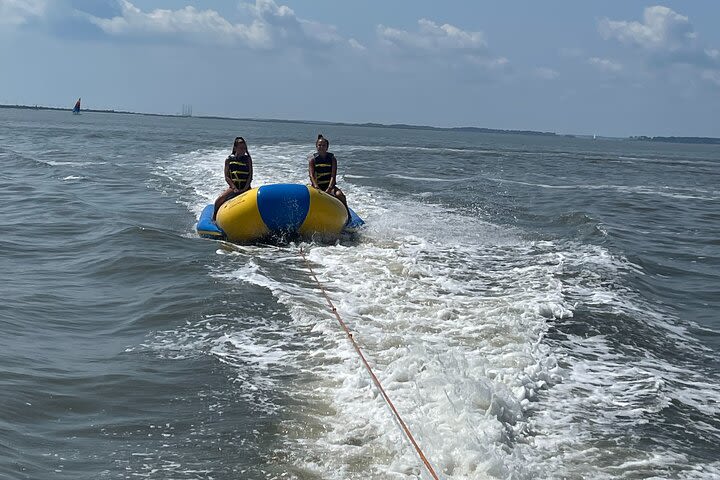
[232, 136, 246, 155]
[316, 134, 329, 147]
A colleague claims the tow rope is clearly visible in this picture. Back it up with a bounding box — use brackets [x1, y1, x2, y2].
[298, 246, 440, 480]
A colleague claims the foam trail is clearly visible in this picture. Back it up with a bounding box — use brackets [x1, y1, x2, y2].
[148, 141, 720, 479]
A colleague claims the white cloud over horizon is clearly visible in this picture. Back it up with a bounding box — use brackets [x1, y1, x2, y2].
[82, 0, 343, 50]
[598, 5, 720, 85]
[0, 0, 46, 25]
[588, 57, 622, 73]
[599, 6, 694, 51]
[378, 19, 487, 53]
[376, 18, 509, 74]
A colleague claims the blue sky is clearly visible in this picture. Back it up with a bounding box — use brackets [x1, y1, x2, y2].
[2, 0, 719, 137]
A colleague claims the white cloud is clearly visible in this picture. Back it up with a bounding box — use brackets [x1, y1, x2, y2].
[84, 0, 340, 50]
[0, 0, 46, 25]
[348, 38, 366, 51]
[85, 1, 267, 47]
[378, 19, 487, 55]
[245, 0, 341, 47]
[599, 6, 694, 51]
[376, 19, 507, 73]
[598, 6, 720, 68]
[598, 5, 720, 86]
[588, 57, 622, 73]
[481, 56, 509, 69]
[701, 70, 720, 87]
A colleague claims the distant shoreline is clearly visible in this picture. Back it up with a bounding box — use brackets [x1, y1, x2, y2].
[0, 103, 557, 137]
[3, 103, 719, 145]
[628, 135, 720, 145]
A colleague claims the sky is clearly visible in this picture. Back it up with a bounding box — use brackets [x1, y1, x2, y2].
[1, 0, 720, 137]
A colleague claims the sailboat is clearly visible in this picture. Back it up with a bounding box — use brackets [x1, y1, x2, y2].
[72, 98, 81, 114]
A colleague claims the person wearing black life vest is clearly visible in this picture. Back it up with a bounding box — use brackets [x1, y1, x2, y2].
[308, 134, 348, 215]
[212, 136, 253, 221]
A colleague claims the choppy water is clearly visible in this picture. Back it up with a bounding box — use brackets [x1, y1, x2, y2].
[1, 108, 719, 479]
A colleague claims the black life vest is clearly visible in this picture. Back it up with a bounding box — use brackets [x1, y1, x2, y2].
[227, 154, 251, 189]
[311, 152, 335, 190]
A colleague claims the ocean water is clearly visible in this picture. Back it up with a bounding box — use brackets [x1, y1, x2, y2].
[1, 108, 718, 480]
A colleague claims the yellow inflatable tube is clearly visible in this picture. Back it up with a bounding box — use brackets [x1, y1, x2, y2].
[211, 184, 351, 243]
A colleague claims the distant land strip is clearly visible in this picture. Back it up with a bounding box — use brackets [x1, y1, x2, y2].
[1, 103, 558, 136]
[629, 135, 720, 145]
[2, 103, 719, 144]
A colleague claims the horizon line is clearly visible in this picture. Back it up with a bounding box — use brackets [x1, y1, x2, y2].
[2, 103, 719, 144]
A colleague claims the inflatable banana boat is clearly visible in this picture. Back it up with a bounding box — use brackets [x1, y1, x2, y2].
[196, 183, 364, 243]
